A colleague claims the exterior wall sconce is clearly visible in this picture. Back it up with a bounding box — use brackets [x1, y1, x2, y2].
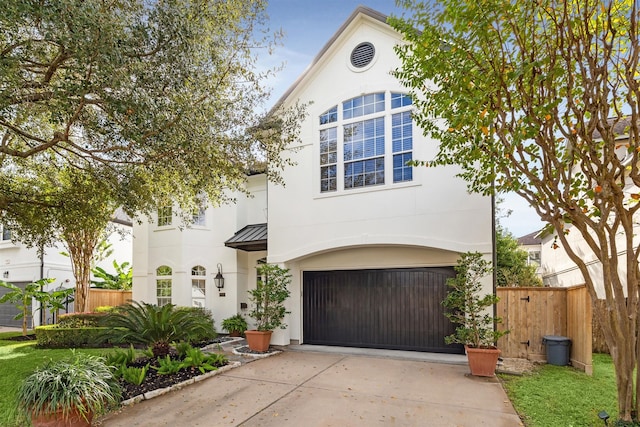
[2, 271, 8, 279]
[214, 263, 225, 290]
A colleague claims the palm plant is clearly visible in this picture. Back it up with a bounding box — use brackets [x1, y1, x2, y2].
[91, 260, 133, 290]
[100, 301, 213, 357]
[0, 279, 52, 335]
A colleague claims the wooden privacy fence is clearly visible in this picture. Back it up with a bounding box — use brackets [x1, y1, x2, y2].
[86, 289, 132, 312]
[496, 285, 593, 374]
[592, 299, 609, 353]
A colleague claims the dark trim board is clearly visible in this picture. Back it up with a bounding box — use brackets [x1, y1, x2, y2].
[303, 267, 463, 354]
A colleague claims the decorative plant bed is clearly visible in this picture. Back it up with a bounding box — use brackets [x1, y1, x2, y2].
[106, 343, 233, 403]
[232, 345, 281, 358]
[120, 361, 241, 404]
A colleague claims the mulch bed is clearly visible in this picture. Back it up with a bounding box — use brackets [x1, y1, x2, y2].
[120, 354, 227, 401]
[6, 334, 36, 341]
[117, 337, 235, 400]
[233, 345, 280, 355]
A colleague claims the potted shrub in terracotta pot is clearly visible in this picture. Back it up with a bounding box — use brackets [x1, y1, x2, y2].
[17, 352, 121, 426]
[443, 252, 508, 377]
[245, 264, 291, 352]
[221, 313, 248, 337]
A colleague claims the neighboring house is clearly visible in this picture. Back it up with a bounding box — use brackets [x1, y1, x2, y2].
[0, 211, 133, 327]
[517, 231, 543, 277]
[540, 117, 639, 296]
[132, 6, 493, 353]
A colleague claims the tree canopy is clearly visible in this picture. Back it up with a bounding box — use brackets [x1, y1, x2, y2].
[1, 0, 305, 313]
[0, 0, 302, 216]
[391, 0, 639, 420]
[496, 227, 542, 287]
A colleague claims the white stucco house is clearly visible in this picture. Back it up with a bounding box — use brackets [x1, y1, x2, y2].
[517, 231, 543, 277]
[539, 117, 640, 296]
[132, 6, 493, 354]
[0, 213, 132, 327]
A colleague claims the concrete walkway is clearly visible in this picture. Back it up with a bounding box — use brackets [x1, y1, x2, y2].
[99, 348, 523, 427]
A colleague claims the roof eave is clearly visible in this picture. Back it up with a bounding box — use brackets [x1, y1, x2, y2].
[269, 6, 389, 114]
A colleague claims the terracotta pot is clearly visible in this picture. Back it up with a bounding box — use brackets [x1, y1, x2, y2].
[229, 331, 242, 338]
[31, 406, 93, 427]
[465, 345, 501, 377]
[245, 330, 273, 352]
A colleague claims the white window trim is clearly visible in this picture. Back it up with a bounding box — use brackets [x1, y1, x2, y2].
[156, 266, 172, 307]
[156, 206, 173, 228]
[315, 90, 417, 198]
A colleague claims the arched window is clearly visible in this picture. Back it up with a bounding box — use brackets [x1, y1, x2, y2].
[191, 266, 206, 307]
[156, 265, 172, 306]
[319, 91, 413, 193]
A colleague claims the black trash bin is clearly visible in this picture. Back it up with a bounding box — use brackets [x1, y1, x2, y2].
[542, 335, 571, 366]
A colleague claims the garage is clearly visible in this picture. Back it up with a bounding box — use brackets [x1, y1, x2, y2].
[303, 267, 463, 354]
[0, 281, 29, 328]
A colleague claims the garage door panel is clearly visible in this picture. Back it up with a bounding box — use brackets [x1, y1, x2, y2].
[0, 281, 30, 328]
[303, 268, 463, 354]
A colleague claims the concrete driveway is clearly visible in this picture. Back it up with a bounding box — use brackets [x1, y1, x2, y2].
[99, 349, 522, 427]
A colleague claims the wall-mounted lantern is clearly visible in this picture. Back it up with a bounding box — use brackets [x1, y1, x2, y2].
[214, 263, 225, 290]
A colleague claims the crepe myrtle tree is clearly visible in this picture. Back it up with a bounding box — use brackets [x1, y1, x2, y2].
[391, 0, 640, 420]
[2, 165, 121, 313]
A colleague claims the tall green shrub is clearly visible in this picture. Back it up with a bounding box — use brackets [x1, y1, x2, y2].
[248, 264, 291, 331]
[443, 252, 507, 348]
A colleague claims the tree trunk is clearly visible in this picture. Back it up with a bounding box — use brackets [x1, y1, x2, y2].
[22, 307, 27, 336]
[553, 216, 639, 421]
[64, 229, 100, 314]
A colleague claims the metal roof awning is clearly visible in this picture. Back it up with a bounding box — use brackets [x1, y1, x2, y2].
[224, 223, 267, 252]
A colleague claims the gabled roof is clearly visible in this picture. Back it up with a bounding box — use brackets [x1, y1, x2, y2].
[111, 207, 132, 227]
[224, 223, 267, 252]
[271, 6, 389, 111]
[592, 116, 636, 140]
[518, 231, 542, 246]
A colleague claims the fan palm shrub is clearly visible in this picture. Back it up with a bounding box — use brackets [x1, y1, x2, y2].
[100, 301, 214, 358]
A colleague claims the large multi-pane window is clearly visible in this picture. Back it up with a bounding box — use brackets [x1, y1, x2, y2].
[343, 93, 385, 119]
[157, 206, 172, 227]
[318, 92, 413, 193]
[344, 117, 385, 188]
[392, 110, 413, 183]
[156, 265, 172, 306]
[320, 127, 338, 192]
[191, 265, 206, 307]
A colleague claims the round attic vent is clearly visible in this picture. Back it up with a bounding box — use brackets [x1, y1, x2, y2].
[350, 42, 375, 68]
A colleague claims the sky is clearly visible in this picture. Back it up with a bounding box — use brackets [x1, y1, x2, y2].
[261, 0, 545, 238]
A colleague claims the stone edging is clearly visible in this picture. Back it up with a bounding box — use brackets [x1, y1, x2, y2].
[120, 361, 242, 406]
[232, 347, 282, 359]
[200, 337, 244, 351]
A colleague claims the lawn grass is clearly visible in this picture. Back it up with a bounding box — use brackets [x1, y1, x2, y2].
[0, 331, 120, 427]
[501, 353, 619, 426]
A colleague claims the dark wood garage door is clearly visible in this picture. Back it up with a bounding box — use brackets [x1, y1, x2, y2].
[303, 268, 463, 354]
[0, 281, 29, 328]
